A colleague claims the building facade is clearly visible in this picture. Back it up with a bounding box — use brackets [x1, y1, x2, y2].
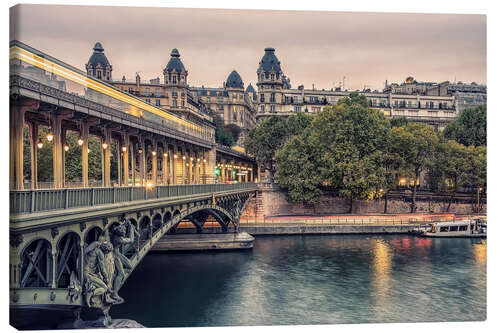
[191, 70, 257, 145]
[254, 48, 487, 130]
[86, 43, 215, 139]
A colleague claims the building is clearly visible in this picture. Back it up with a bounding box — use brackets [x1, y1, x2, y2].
[86, 43, 214, 138]
[254, 48, 487, 130]
[191, 70, 257, 145]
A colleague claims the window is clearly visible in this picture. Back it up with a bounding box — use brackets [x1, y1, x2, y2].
[154, 88, 160, 96]
[271, 74, 275, 80]
[233, 107, 237, 121]
[459, 225, 468, 231]
[261, 105, 265, 112]
[260, 94, 265, 103]
[97, 71, 102, 79]
[218, 104, 224, 111]
[145, 88, 150, 96]
[295, 106, 301, 112]
[265, 72, 269, 79]
[270, 105, 275, 112]
[449, 226, 458, 232]
[156, 99, 161, 106]
[439, 226, 449, 232]
[173, 75, 177, 84]
[173, 99, 177, 107]
[145, 99, 151, 104]
[173, 88, 178, 98]
[270, 93, 275, 103]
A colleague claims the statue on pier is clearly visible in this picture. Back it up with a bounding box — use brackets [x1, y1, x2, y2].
[83, 238, 122, 326]
[83, 220, 137, 326]
[109, 220, 135, 302]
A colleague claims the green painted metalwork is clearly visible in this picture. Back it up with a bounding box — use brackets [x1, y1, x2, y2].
[10, 183, 257, 215]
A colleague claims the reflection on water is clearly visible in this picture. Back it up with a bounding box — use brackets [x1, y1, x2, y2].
[111, 235, 486, 327]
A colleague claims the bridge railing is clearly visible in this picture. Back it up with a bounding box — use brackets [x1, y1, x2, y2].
[10, 183, 258, 215]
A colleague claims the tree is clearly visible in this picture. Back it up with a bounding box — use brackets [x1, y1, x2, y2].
[390, 117, 409, 128]
[443, 105, 486, 146]
[427, 140, 469, 211]
[465, 145, 487, 214]
[275, 93, 390, 212]
[244, 113, 312, 180]
[275, 130, 323, 205]
[389, 123, 439, 212]
[209, 110, 237, 147]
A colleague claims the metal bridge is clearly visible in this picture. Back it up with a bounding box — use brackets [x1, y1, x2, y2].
[9, 40, 258, 328]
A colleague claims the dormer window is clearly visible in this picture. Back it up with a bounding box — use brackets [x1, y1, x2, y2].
[271, 74, 275, 80]
[173, 75, 177, 84]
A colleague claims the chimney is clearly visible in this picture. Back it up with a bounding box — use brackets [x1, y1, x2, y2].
[135, 73, 140, 87]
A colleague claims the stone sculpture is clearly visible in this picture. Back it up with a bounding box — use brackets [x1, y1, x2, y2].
[82, 219, 137, 326]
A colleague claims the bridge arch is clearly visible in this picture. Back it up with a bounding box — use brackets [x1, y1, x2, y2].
[138, 215, 152, 249]
[152, 213, 162, 235]
[55, 232, 81, 288]
[19, 238, 53, 288]
[84, 226, 103, 245]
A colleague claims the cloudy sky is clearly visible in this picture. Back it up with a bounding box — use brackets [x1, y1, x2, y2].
[10, 4, 486, 91]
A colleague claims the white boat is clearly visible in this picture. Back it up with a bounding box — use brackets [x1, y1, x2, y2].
[421, 219, 486, 238]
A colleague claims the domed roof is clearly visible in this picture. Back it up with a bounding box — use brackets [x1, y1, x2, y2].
[226, 70, 244, 89]
[165, 48, 186, 73]
[258, 47, 281, 72]
[245, 83, 256, 94]
[87, 42, 110, 68]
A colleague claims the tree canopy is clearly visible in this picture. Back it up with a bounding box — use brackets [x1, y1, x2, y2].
[443, 105, 486, 146]
[244, 113, 312, 178]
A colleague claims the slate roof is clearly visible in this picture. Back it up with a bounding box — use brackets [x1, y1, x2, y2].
[258, 47, 281, 72]
[226, 70, 244, 89]
[165, 48, 186, 72]
[87, 42, 110, 68]
[245, 83, 256, 94]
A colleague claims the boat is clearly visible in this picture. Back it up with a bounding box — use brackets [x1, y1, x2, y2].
[421, 218, 486, 238]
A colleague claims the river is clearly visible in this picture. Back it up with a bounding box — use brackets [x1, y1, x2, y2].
[110, 234, 486, 327]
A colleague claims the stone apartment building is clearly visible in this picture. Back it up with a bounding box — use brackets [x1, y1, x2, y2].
[255, 48, 486, 130]
[86, 43, 256, 145]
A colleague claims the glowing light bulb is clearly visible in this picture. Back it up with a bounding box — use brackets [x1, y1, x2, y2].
[37, 140, 43, 149]
[174, 154, 178, 158]
[122, 146, 127, 152]
[77, 138, 84, 146]
[102, 142, 108, 149]
[64, 145, 69, 152]
[152, 151, 157, 156]
[46, 132, 54, 142]
[163, 152, 168, 157]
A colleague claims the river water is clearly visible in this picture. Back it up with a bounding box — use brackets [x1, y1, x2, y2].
[110, 235, 486, 327]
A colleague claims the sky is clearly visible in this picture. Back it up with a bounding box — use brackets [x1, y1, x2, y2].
[10, 4, 486, 91]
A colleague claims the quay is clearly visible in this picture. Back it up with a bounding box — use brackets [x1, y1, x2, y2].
[152, 232, 255, 251]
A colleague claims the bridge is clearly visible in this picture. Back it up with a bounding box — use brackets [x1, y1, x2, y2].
[9, 40, 258, 328]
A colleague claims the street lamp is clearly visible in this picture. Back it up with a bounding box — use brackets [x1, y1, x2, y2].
[37, 139, 43, 149]
[64, 144, 69, 152]
[46, 130, 54, 142]
[102, 142, 108, 150]
[77, 137, 84, 146]
[122, 146, 127, 152]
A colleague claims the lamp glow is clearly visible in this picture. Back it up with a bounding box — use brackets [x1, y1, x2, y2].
[64, 145, 69, 152]
[77, 138, 84, 146]
[46, 132, 54, 142]
[102, 142, 108, 150]
[122, 146, 127, 152]
[37, 140, 43, 149]
[152, 151, 157, 156]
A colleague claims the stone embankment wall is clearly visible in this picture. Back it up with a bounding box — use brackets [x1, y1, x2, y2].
[240, 184, 486, 219]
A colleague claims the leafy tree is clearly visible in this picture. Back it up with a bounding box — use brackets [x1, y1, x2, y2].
[244, 113, 312, 180]
[443, 105, 486, 146]
[390, 117, 409, 128]
[275, 130, 323, 205]
[427, 140, 469, 211]
[276, 93, 390, 212]
[389, 123, 439, 212]
[209, 110, 237, 146]
[466, 145, 487, 213]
